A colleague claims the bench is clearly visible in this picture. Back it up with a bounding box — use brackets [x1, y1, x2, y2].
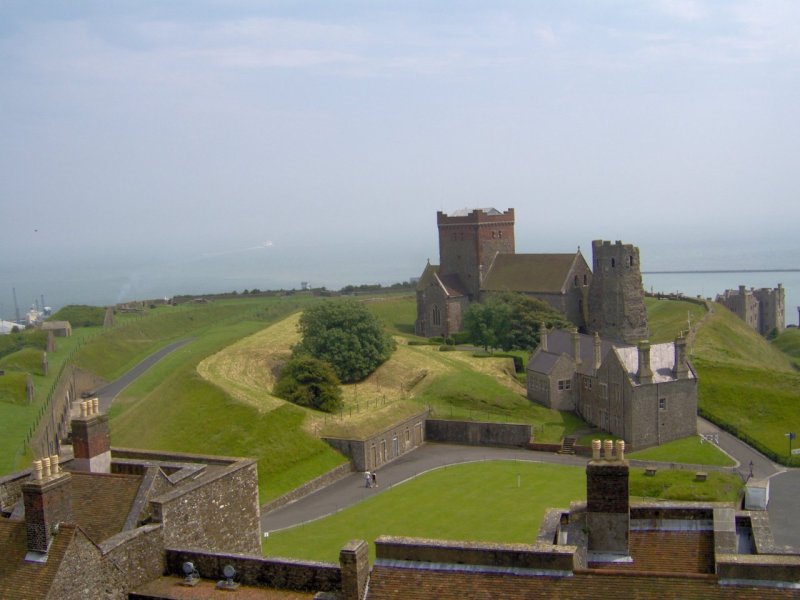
[645, 467, 657, 477]
[695, 471, 707, 482]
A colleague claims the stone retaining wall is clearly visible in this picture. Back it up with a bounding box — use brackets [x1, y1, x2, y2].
[262, 461, 352, 514]
[426, 419, 531, 448]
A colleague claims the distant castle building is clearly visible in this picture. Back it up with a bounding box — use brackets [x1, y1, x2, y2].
[415, 208, 648, 344]
[716, 284, 785, 337]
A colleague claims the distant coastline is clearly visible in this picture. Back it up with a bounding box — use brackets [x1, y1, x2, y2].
[643, 269, 800, 274]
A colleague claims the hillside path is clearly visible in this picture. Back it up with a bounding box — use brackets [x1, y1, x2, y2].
[93, 339, 193, 413]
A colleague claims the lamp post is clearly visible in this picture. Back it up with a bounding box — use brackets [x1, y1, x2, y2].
[786, 432, 796, 458]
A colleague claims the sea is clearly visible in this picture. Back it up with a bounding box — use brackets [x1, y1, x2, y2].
[1, 248, 798, 328]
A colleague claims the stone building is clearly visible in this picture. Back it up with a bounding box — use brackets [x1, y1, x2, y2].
[717, 284, 786, 337]
[526, 327, 697, 448]
[415, 208, 648, 344]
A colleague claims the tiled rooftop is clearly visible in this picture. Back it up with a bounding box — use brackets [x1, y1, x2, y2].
[0, 521, 77, 600]
[69, 470, 143, 543]
[589, 530, 715, 574]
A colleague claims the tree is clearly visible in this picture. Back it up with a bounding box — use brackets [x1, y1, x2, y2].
[463, 299, 511, 352]
[293, 299, 395, 382]
[273, 355, 343, 413]
[464, 292, 573, 351]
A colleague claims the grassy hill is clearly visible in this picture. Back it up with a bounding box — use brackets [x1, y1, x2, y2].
[773, 328, 800, 368]
[644, 297, 707, 343]
[691, 303, 800, 465]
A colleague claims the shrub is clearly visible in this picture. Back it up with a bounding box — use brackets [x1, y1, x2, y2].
[273, 355, 343, 413]
[294, 299, 395, 383]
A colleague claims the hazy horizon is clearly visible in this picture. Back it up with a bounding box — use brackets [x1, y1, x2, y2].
[2, 2, 798, 312]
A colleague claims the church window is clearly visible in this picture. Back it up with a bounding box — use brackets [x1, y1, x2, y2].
[498, 230, 502, 238]
[574, 275, 579, 287]
[611, 258, 616, 268]
[583, 274, 588, 286]
[432, 305, 441, 326]
[629, 255, 634, 266]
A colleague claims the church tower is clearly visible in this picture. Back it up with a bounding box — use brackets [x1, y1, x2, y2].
[437, 208, 515, 299]
[588, 240, 649, 343]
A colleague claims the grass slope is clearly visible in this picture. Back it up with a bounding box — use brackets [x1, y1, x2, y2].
[692, 303, 799, 465]
[773, 328, 800, 367]
[108, 298, 347, 502]
[644, 297, 707, 343]
[628, 436, 734, 467]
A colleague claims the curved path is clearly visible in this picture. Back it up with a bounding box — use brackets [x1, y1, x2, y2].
[95, 339, 193, 413]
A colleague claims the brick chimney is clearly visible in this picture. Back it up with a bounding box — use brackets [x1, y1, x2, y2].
[673, 336, 688, 379]
[636, 341, 653, 384]
[340, 540, 369, 600]
[586, 440, 629, 556]
[539, 322, 548, 352]
[22, 456, 72, 555]
[571, 329, 582, 366]
[71, 398, 111, 473]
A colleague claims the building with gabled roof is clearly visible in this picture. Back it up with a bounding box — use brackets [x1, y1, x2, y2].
[527, 327, 697, 448]
[415, 208, 648, 343]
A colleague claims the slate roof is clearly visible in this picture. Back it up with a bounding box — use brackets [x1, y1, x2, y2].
[69, 471, 143, 543]
[0, 520, 77, 600]
[528, 330, 619, 377]
[615, 343, 696, 384]
[416, 263, 469, 298]
[481, 253, 582, 294]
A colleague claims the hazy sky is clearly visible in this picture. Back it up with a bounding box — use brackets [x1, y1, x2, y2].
[1, 1, 799, 298]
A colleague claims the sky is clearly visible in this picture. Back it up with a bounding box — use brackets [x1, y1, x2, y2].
[1, 1, 799, 304]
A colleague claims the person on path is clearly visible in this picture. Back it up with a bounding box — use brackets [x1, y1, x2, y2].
[364, 471, 371, 488]
[372, 472, 378, 487]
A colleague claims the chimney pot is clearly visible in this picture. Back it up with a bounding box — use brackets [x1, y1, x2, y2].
[615, 440, 625, 461]
[33, 460, 43, 481]
[92, 397, 99, 415]
[592, 439, 601, 460]
[42, 456, 51, 478]
[80, 401, 88, 417]
[50, 455, 59, 474]
[603, 439, 614, 459]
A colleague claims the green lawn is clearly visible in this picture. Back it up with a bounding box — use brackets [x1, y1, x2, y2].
[644, 297, 707, 343]
[264, 461, 586, 562]
[630, 468, 742, 503]
[264, 460, 742, 563]
[628, 435, 735, 467]
[773, 328, 800, 368]
[364, 294, 417, 336]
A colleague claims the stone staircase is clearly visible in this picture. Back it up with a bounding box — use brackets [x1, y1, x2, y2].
[558, 436, 577, 455]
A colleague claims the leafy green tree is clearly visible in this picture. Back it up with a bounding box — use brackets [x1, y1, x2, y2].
[465, 292, 573, 351]
[496, 292, 573, 350]
[273, 355, 343, 413]
[294, 299, 395, 382]
[463, 299, 512, 352]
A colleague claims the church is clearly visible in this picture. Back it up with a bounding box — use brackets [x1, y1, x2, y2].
[415, 207, 649, 344]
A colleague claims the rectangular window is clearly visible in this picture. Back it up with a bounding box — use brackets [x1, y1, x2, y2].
[599, 383, 608, 399]
[583, 378, 593, 391]
[558, 379, 572, 391]
[659, 398, 666, 411]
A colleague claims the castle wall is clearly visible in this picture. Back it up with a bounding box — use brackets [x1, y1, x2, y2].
[424, 419, 532, 448]
[629, 378, 697, 449]
[588, 240, 649, 343]
[150, 459, 261, 555]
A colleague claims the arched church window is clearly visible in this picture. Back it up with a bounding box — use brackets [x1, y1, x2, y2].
[583, 274, 588, 286]
[432, 305, 441, 326]
[574, 275, 579, 287]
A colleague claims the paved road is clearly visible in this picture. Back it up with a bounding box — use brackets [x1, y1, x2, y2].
[93, 339, 193, 413]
